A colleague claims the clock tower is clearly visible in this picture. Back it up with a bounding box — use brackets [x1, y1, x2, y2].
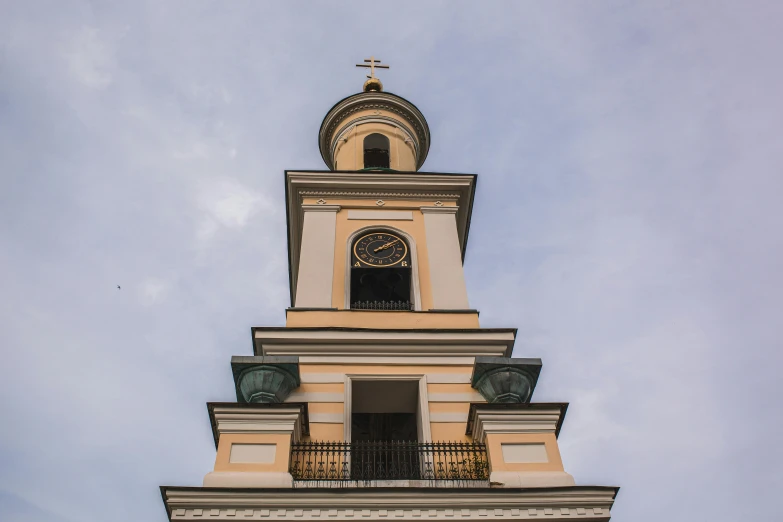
[160, 60, 620, 521]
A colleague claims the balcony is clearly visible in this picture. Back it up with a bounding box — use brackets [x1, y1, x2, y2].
[350, 300, 414, 311]
[289, 441, 489, 488]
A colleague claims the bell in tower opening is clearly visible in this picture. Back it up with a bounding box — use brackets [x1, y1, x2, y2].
[350, 231, 412, 310]
[363, 133, 390, 169]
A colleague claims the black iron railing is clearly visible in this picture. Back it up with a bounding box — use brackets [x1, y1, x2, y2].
[351, 300, 413, 311]
[289, 441, 489, 486]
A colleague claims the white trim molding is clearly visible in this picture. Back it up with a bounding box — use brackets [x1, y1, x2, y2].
[420, 206, 459, 215]
[162, 487, 619, 521]
[253, 328, 516, 358]
[300, 190, 459, 201]
[468, 404, 566, 443]
[301, 204, 342, 212]
[209, 405, 307, 445]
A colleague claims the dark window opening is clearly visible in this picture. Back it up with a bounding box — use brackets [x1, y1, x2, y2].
[351, 413, 418, 442]
[350, 380, 420, 478]
[351, 380, 419, 442]
[350, 267, 411, 309]
[363, 133, 390, 169]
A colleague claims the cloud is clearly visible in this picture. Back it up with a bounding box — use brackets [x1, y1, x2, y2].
[62, 27, 116, 89]
[195, 178, 273, 245]
[139, 277, 172, 305]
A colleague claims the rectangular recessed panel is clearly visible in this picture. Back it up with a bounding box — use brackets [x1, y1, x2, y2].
[229, 443, 277, 464]
[501, 443, 549, 463]
[347, 210, 413, 221]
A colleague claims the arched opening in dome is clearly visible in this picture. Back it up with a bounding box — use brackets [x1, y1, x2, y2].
[363, 133, 390, 169]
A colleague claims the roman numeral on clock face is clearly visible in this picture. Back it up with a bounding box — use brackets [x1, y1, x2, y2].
[352, 232, 410, 267]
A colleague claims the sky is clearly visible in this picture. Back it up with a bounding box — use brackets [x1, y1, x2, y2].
[1, 1, 782, 520]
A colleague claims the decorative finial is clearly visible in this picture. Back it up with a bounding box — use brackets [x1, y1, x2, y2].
[356, 56, 389, 92]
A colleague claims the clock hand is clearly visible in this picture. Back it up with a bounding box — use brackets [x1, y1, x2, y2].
[373, 239, 400, 252]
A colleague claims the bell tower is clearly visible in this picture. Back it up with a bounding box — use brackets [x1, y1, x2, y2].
[292, 57, 472, 326]
[160, 60, 620, 521]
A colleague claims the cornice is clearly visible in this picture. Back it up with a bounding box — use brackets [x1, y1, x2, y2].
[207, 402, 309, 448]
[299, 190, 459, 200]
[420, 206, 458, 215]
[301, 204, 341, 212]
[287, 171, 476, 186]
[251, 327, 517, 358]
[161, 486, 619, 521]
[466, 403, 569, 442]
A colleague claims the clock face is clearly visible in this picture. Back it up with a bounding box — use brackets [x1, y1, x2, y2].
[353, 232, 409, 267]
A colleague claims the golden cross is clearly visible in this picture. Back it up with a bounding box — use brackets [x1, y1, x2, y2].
[356, 56, 389, 79]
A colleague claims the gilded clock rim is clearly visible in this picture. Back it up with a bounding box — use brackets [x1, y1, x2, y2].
[353, 232, 409, 267]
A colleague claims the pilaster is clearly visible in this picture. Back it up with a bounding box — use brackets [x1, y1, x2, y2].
[294, 205, 341, 308]
[421, 206, 469, 309]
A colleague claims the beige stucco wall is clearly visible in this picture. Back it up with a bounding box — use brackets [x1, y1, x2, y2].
[214, 433, 291, 473]
[307, 423, 344, 441]
[332, 112, 418, 171]
[296, 382, 344, 394]
[331, 206, 434, 310]
[291, 363, 480, 444]
[431, 423, 472, 442]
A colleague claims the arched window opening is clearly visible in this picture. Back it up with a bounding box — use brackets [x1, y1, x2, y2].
[363, 133, 390, 169]
[350, 231, 412, 310]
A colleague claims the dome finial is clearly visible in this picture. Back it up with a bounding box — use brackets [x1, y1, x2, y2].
[363, 77, 383, 92]
[356, 56, 389, 92]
